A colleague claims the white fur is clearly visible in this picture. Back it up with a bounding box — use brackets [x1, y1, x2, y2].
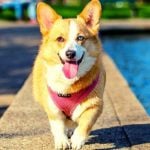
[46, 64, 78, 93]
[47, 95, 60, 114]
[78, 53, 96, 77]
[71, 130, 87, 150]
[72, 96, 100, 121]
[50, 120, 70, 149]
[59, 20, 84, 61]
[72, 105, 82, 121]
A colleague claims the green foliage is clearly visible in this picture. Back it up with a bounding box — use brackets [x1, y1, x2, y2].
[0, 8, 29, 21]
[52, 5, 83, 18]
[102, 8, 132, 19]
[101, 2, 133, 19]
[0, 2, 150, 20]
[0, 9, 15, 20]
[136, 4, 150, 18]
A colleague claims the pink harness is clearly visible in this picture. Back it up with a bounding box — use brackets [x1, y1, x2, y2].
[48, 75, 99, 117]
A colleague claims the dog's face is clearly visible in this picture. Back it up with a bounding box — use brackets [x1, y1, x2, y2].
[37, 0, 102, 90]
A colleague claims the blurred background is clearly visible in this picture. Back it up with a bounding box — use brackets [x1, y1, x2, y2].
[0, 0, 150, 116]
[0, 0, 150, 20]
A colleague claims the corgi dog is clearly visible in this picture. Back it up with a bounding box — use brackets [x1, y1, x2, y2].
[33, 0, 106, 149]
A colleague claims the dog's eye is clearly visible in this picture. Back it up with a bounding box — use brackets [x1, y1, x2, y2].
[56, 36, 65, 42]
[76, 35, 85, 42]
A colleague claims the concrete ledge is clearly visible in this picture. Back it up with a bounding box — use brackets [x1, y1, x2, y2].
[101, 19, 150, 30]
[0, 19, 150, 30]
[0, 54, 150, 149]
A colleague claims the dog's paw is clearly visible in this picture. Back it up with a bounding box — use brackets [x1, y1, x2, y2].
[54, 135, 70, 150]
[71, 133, 86, 150]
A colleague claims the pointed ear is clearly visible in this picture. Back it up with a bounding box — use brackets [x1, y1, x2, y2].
[77, 0, 102, 34]
[37, 2, 62, 35]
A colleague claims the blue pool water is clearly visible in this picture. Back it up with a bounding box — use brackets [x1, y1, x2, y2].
[101, 34, 150, 115]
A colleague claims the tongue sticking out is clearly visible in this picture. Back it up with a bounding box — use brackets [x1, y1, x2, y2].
[62, 62, 79, 79]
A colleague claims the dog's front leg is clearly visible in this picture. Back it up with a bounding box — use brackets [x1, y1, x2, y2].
[71, 106, 101, 150]
[50, 119, 70, 149]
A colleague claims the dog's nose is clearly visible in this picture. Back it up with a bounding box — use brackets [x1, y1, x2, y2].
[66, 50, 76, 59]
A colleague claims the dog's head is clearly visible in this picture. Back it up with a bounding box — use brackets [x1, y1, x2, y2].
[37, 0, 102, 81]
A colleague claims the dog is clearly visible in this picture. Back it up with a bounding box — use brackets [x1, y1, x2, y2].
[33, 0, 106, 149]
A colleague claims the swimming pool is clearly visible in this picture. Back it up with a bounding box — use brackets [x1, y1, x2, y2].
[101, 34, 150, 115]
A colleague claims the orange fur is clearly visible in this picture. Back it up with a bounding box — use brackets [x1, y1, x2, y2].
[33, 0, 106, 149]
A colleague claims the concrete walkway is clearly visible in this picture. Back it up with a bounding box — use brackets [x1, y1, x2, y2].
[0, 53, 150, 149]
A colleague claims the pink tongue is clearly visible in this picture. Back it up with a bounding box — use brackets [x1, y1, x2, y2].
[62, 62, 78, 79]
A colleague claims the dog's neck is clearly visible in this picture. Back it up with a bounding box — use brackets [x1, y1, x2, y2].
[45, 58, 101, 94]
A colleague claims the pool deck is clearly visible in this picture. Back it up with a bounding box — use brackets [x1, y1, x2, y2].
[0, 19, 150, 149]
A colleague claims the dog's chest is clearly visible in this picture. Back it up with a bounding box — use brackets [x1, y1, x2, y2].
[47, 75, 99, 117]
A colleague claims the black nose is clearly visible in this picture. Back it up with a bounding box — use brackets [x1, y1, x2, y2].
[66, 50, 76, 59]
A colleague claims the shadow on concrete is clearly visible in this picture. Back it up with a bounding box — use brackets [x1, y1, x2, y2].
[0, 26, 40, 94]
[0, 124, 150, 149]
[0, 106, 8, 117]
[88, 124, 150, 149]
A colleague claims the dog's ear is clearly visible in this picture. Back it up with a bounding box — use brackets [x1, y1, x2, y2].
[77, 0, 102, 34]
[37, 2, 61, 35]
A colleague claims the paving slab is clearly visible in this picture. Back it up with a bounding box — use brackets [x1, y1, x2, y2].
[0, 54, 149, 149]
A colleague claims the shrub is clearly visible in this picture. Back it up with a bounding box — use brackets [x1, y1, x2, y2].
[101, 2, 133, 19]
[137, 4, 150, 18]
[51, 5, 83, 18]
[0, 9, 15, 20]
